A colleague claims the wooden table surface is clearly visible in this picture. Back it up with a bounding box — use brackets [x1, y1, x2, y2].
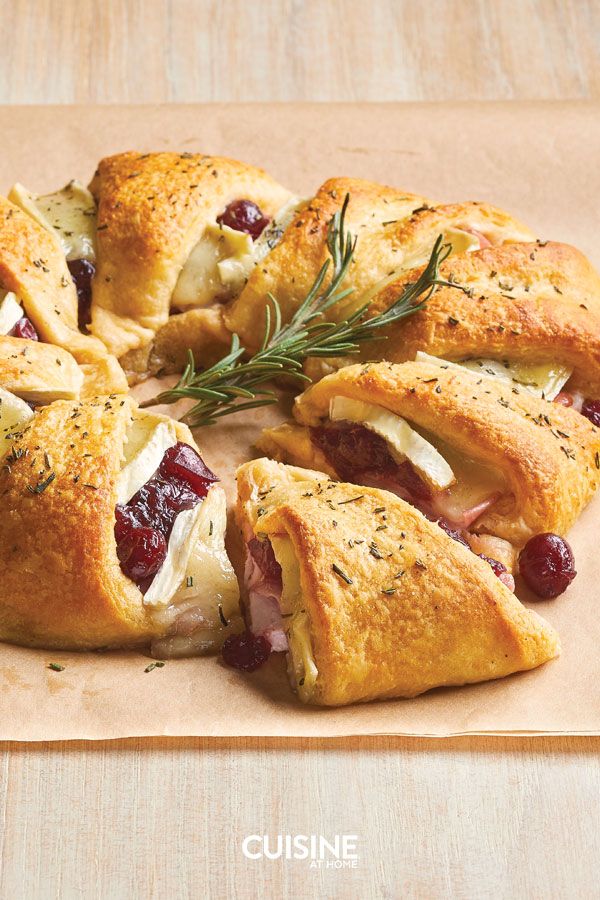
[1, 3, 600, 899]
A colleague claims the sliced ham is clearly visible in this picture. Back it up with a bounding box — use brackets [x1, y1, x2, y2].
[244, 538, 288, 651]
[460, 226, 493, 249]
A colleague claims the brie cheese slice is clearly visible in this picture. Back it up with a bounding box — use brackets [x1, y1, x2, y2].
[118, 416, 178, 505]
[329, 395, 455, 490]
[0, 292, 24, 335]
[143, 502, 205, 608]
[9, 180, 96, 261]
[415, 351, 572, 401]
[0, 387, 34, 455]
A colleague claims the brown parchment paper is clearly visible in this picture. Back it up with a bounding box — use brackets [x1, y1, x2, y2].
[0, 101, 599, 740]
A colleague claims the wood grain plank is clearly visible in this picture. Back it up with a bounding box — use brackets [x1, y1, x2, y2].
[0, 0, 598, 104]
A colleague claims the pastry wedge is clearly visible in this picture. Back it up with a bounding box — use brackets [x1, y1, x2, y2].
[0, 193, 127, 395]
[236, 458, 560, 706]
[260, 361, 600, 556]
[224, 179, 533, 350]
[307, 241, 600, 410]
[0, 396, 239, 652]
[87, 152, 294, 371]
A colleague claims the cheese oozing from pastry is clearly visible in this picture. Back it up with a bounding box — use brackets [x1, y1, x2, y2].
[415, 351, 572, 401]
[0, 386, 35, 457]
[0, 292, 25, 335]
[171, 197, 303, 311]
[9, 181, 97, 261]
[329, 395, 455, 490]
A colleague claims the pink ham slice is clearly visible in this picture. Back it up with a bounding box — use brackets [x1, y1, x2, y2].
[554, 390, 584, 412]
[244, 538, 288, 652]
[459, 226, 493, 249]
[430, 490, 502, 531]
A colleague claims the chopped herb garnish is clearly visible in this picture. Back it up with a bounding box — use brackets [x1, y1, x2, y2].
[27, 472, 56, 494]
[218, 603, 229, 627]
[332, 563, 353, 584]
[48, 663, 65, 672]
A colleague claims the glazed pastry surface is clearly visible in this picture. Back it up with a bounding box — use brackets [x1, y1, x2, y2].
[0, 395, 216, 649]
[260, 361, 600, 544]
[0, 195, 126, 395]
[89, 152, 292, 359]
[224, 181, 533, 349]
[236, 458, 560, 706]
[0, 336, 84, 401]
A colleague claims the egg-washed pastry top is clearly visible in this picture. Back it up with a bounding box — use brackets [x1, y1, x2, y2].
[87, 152, 294, 362]
[322, 240, 600, 406]
[235, 458, 560, 706]
[260, 361, 600, 549]
[0, 193, 127, 395]
[0, 395, 239, 652]
[224, 178, 534, 350]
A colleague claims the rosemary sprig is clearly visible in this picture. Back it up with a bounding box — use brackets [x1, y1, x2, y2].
[141, 195, 453, 427]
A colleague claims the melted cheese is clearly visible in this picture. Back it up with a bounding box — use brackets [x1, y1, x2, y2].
[415, 351, 572, 401]
[0, 292, 24, 335]
[329, 395, 455, 490]
[9, 181, 96, 261]
[172, 198, 303, 310]
[118, 417, 177, 505]
[271, 535, 318, 701]
[0, 386, 34, 457]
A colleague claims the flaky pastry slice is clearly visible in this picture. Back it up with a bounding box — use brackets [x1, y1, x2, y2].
[224, 179, 533, 351]
[0, 396, 239, 652]
[87, 152, 294, 374]
[235, 458, 559, 706]
[0, 193, 127, 395]
[260, 361, 600, 567]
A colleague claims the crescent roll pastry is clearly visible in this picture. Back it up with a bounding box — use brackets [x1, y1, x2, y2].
[87, 152, 294, 373]
[224, 178, 533, 350]
[0, 193, 127, 396]
[260, 361, 600, 558]
[235, 458, 560, 705]
[0, 396, 239, 652]
[313, 241, 600, 407]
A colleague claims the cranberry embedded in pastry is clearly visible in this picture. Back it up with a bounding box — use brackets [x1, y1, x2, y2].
[581, 399, 600, 427]
[216, 199, 270, 239]
[8, 317, 39, 341]
[67, 259, 96, 329]
[115, 441, 218, 592]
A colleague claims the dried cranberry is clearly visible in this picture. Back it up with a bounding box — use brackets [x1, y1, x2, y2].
[435, 517, 470, 548]
[519, 533, 576, 599]
[216, 199, 269, 240]
[68, 258, 95, 329]
[9, 317, 38, 341]
[581, 399, 600, 428]
[478, 554, 507, 577]
[117, 526, 167, 583]
[222, 630, 271, 672]
[159, 442, 217, 496]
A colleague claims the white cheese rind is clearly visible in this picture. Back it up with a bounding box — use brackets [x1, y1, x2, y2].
[0, 292, 24, 335]
[143, 503, 205, 608]
[9, 180, 96, 261]
[117, 418, 177, 505]
[329, 395, 455, 490]
[0, 387, 35, 458]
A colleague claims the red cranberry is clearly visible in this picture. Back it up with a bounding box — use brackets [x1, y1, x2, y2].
[222, 630, 271, 672]
[478, 554, 507, 577]
[159, 442, 217, 496]
[67, 258, 95, 329]
[117, 526, 167, 584]
[581, 399, 600, 427]
[519, 533, 576, 598]
[9, 317, 38, 341]
[216, 199, 269, 240]
[435, 517, 470, 548]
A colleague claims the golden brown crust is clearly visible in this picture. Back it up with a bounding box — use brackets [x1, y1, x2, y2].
[89, 152, 292, 357]
[0, 336, 83, 401]
[236, 459, 560, 706]
[119, 305, 231, 383]
[0, 196, 124, 386]
[0, 396, 202, 650]
[261, 361, 600, 544]
[351, 241, 600, 398]
[224, 184, 532, 349]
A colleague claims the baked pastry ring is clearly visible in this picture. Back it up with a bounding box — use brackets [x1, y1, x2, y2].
[0, 395, 239, 652]
[308, 241, 600, 404]
[236, 458, 559, 705]
[260, 361, 600, 549]
[224, 179, 533, 351]
[0, 194, 127, 396]
[88, 152, 293, 371]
